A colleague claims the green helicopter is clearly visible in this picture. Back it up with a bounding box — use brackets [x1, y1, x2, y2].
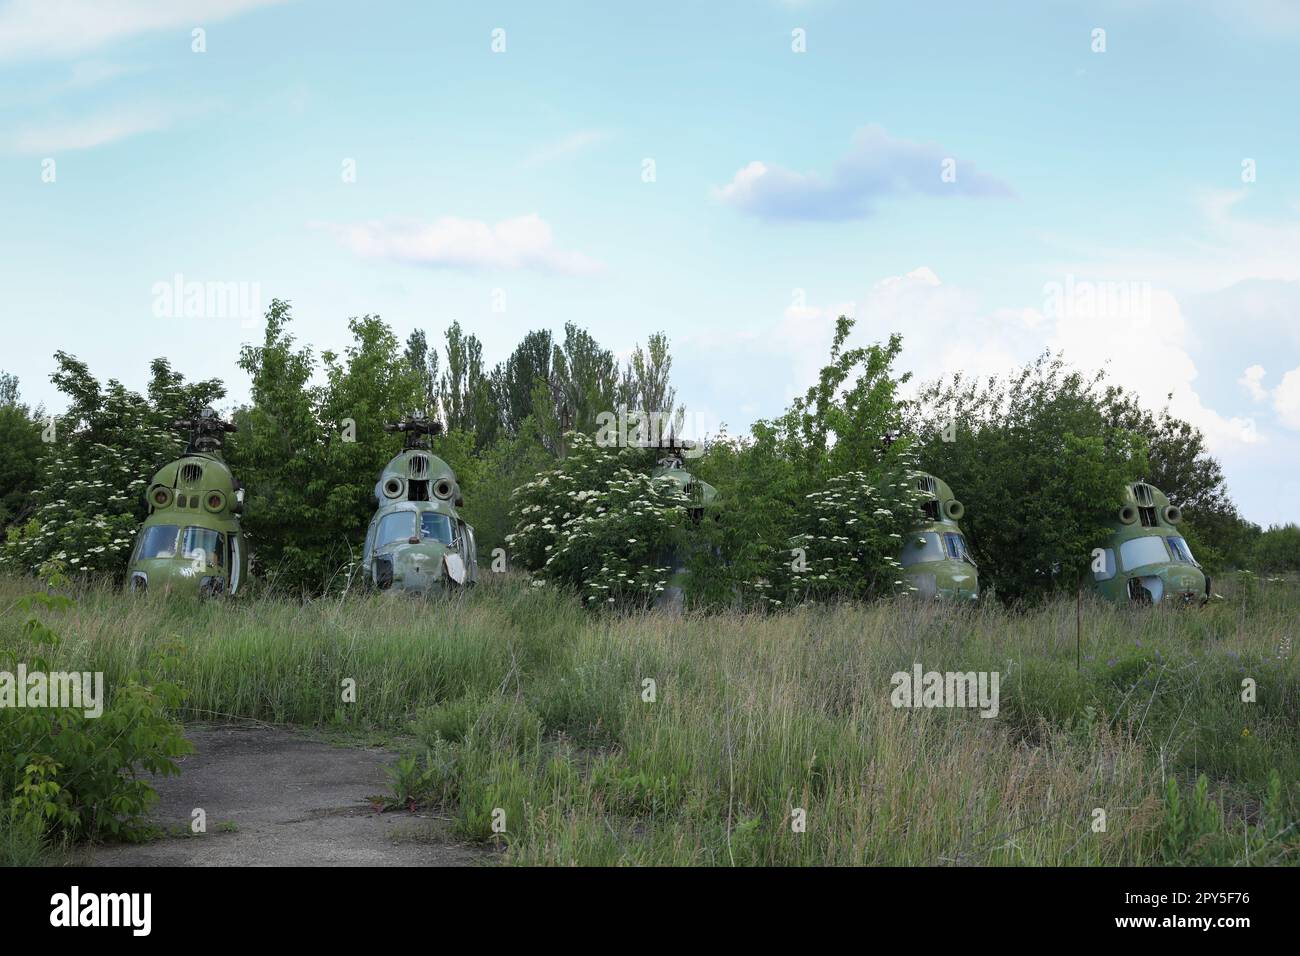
[1090, 481, 1207, 604]
[127, 408, 248, 597]
[361, 414, 478, 594]
[899, 471, 979, 601]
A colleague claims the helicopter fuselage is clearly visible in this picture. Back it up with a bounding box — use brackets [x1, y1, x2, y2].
[900, 472, 979, 601]
[363, 449, 477, 594]
[1091, 482, 1207, 605]
[127, 451, 248, 597]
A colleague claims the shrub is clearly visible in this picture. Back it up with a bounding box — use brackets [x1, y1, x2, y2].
[0, 590, 191, 843]
[506, 433, 690, 608]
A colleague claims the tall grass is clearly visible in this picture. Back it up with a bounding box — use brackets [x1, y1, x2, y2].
[2, 573, 1296, 865]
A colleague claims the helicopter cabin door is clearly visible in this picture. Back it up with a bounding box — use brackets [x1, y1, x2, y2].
[229, 537, 241, 594]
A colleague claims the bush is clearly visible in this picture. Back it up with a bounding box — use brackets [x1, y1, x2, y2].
[506, 433, 690, 608]
[0, 590, 191, 843]
[1253, 524, 1300, 573]
[689, 318, 920, 609]
[755, 467, 926, 607]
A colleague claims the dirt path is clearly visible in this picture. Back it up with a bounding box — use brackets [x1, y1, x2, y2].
[89, 723, 489, 867]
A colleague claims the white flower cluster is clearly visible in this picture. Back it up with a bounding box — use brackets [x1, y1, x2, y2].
[507, 434, 691, 608]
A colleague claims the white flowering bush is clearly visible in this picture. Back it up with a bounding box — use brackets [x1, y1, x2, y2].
[506, 433, 691, 608]
[752, 464, 928, 607]
[1, 354, 223, 579]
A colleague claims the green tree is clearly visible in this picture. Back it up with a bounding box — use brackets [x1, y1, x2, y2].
[229, 300, 421, 593]
[0, 373, 46, 528]
[911, 353, 1147, 604]
[438, 321, 499, 449]
[456, 418, 553, 562]
[540, 323, 619, 456]
[1253, 523, 1300, 572]
[497, 329, 553, 436]
[618, 331, 677, 420]
[403, 329, 441, 415]
[690, 317, 919, 607]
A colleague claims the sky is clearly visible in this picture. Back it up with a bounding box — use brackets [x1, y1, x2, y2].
[2, 0, 1299, 525]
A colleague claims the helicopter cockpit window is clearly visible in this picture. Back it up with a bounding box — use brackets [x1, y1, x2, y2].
[901, 532, 946, 567]
[1093, 548, 1117, 581]
[138, 524, 179, 559]
[377, 512, 416, 546]
[182, 527, 226, 568]
[1166, 536, 1198, 566]
[943, 532, 976, 566]
[1119, 535, 1170, 571]
[420, 512, 454, 544]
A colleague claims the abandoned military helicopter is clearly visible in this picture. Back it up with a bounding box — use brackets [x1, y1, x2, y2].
[1091, 480, 1207, 604]
[361, 413, 477, 594]
[651, 436, 718, 611]
[899, 471, 979, 601]
[127, 407, 248, 597]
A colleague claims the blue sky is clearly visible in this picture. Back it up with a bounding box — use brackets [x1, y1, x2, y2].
[3, 0, 1300, 524]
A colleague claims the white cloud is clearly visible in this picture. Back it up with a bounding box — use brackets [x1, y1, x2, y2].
[11, 103, 174, 152]
[874, 266, 940, 291]
[1044, 190, 1300, 294]
[1273, 367, 1300, 429]
[313, 214, 602, 275]
[712, 125, 1013, 222]
[1201, 0, 1300, 32]
[1048, 287, 1260, 450]
[519, 130, 610, 169]
[737, 266, 1261, 453]
[1239, 364, 1268, 401]
[0, 0, 291, 61]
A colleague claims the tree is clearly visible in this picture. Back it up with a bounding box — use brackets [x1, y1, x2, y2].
[910, 353, 1147, 604]
[436, 322, 499, 450]
[618, 332, 677, 420]
[403, 329, 441, 415]
[497, 329, 553, 436]
[541, 323, 619, 456]
[690, 317, 920, 607]
[0, 373, 46, 528]
[1252, 524, 1300, 573]
[455, 417, 553, 562]
[228, 300, 423, 593]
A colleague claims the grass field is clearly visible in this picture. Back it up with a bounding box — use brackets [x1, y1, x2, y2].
[2, 572, 1297, 865]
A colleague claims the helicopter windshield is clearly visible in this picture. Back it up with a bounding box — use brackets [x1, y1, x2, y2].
[420, 512, 454, 544]
[1120, 535, 1170, 570]
[943, 532, 976, 566]
[182, 527, 225, 567]
[377, 511, 416, 546]
[901, 532, 946, 566]
[137, 524, 179, 559]
[1166, 535, 1198, 566]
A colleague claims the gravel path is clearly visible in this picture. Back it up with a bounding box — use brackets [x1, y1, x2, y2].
[89, 723, 489, 867]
